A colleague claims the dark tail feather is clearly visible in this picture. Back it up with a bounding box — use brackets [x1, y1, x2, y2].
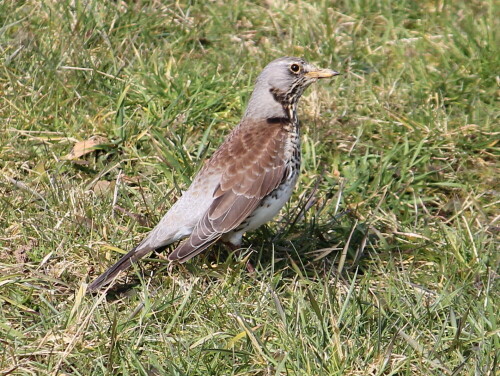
[87, 245, 152, 292]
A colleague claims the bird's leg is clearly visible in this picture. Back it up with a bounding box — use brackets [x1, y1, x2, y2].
[245, 259, 256, 274]
[220, 240, 255, 273]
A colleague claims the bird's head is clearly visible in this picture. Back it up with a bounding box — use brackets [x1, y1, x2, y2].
[263, 57, 339, 98]
[244, 57, 339, 120]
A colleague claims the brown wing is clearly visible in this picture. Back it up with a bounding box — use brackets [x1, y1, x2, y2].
[168, 119, 290, 262]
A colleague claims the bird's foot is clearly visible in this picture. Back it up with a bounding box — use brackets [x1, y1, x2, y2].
[220, 240, 256, 273]
[245, 259, 256, 273]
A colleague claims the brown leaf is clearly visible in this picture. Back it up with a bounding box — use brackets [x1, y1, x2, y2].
[92, 180, 115, 197]
[63, 135, 109, 160]
[113, 205, 151, 227]
[121, 174, 142, 185]
[74, 215, 95, 230]
[14, 239, 37, 264]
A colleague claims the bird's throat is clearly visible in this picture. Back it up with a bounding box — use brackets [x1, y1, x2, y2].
[243, 85, 300, 126]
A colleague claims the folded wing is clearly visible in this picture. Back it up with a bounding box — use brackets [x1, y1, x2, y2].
[168, 119, 290, 262]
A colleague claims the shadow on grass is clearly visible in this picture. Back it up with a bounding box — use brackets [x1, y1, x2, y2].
[91, 211, 376, 301]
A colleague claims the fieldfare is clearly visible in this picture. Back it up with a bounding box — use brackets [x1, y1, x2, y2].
[88, 57, 339, 291]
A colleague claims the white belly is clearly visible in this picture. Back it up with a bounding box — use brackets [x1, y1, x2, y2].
[244, 179, 296, 232]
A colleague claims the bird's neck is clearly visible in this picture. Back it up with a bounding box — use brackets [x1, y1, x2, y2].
[243, 86, 299, 124]
[282, 103, 299, 125]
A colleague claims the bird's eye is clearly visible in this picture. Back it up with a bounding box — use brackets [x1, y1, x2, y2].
[290, 63, 301, 74]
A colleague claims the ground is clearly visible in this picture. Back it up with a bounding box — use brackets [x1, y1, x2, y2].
[0, 0, 498, 375]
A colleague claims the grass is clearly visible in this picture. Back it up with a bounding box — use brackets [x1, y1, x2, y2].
[0, 0, 498, 374]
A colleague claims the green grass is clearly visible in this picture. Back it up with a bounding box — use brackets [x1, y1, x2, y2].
[1, 0, 498, 374]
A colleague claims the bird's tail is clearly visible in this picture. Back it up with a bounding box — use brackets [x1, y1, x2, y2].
[87, 245, 152, 292]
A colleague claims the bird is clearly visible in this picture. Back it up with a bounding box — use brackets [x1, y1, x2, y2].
[88, 57, 339, 291]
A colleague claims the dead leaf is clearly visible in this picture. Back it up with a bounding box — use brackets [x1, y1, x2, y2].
[121, 174, 142, 185]
[14, 239, 37, 263]
[63, 135, 109, 160]
[92, 180, 115, 196]
[74, 215, 94, 230]
[113, 205, 151, 227]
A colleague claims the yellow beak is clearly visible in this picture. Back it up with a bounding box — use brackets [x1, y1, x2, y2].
[304, 68, 340, 79]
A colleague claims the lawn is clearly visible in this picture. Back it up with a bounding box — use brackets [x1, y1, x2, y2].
[0, 0, 498, 375]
